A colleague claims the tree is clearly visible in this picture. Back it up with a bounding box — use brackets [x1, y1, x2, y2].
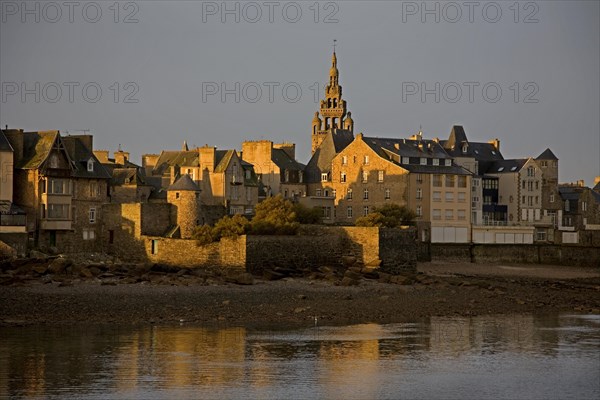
[212, 214, 250, 240]
[355, 204, 416, 228]
[192, 224, 216, 245]
[293, 203, 323, 224]
[249, 195, 299, 235]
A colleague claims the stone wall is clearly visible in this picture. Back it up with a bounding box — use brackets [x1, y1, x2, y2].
[378, 227, 418, 274]
[430, 243, 600, 267]
[144, 236, 245, 269]
[0, 233, 28, 257]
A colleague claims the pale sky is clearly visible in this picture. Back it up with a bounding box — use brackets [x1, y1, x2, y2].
[1, 1, 599, 185]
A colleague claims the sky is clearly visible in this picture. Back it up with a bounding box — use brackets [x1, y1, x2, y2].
[1, 0, 599, 185]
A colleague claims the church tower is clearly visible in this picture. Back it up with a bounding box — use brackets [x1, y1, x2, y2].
[311, 49, 354, 154]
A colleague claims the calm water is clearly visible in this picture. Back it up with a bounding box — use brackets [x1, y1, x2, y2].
[0, 314, 598, 400]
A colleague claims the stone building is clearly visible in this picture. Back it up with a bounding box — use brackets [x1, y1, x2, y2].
[166, 174, 203, 239]
[0, 129, 27, 254]
[559, 181, 600, 245]
[4, 130, 110, 251]
[95, 148, 153, 203]
[143, 144, 258, 220]
[241, 140, 305, 200]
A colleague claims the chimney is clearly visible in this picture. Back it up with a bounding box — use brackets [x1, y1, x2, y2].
[578, 180, 584, 187]
[94, 150, 110, 163]
[199, 145, 216, 173]
[489, 138, 500, 152]
[594, 176, 600, 186]
[114, 150, 130, 166]
[142, 154, 159, 176]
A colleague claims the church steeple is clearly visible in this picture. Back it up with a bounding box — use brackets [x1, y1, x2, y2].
[311, 44, 354, 154]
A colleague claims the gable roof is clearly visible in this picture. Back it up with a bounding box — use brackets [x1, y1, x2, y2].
[62, 136, 111, 179]
[167, 174, 200, 191]
[153, 150, 199, 175]
[363, 136, 451, 160]
[442, 126, 504, 162]
[16, 131, 64, 169]
[110, 167, 148, 186]
[536, 148, 558, 160]
[0, 131, 13, 152]
[305, 130, 354, 183]
[271, 148, 305, 171]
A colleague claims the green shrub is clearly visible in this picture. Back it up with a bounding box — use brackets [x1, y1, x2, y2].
[212, 214, 249, 240]
[293, 203, 323, 224]
[249, 195, 300, 235]
[355, 204, 416, 228]
[192, 224, 215, 246]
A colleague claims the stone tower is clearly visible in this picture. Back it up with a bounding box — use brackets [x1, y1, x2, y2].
[167, 174, 203, 239]
[311, 51, 354, 154]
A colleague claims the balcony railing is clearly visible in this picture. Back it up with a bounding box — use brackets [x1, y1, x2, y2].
[0, 214, 27, 226]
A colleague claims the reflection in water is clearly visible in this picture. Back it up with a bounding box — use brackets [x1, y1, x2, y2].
[0, 314, 598, 399]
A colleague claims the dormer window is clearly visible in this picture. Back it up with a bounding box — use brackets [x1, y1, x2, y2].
[87, 159, 94, 172]
[462, 143, 468, 153]
[445, 159, 452, 166]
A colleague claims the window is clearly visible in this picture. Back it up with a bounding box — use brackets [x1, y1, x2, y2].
[541, 161, 548, 167]
[285, 170, 290, 182]
[535, 196, 539, 204]
[341, 172, 347, 183]
[246, 170, 251, 180]
[321, 173, 328, 182]
[522, 180, 526, 189]
[83, 229, 95, 241]
[484, 196, 492, 205]
[433, 175, 442, 187]
[433, 158, 439, 166]
[48, 178, 70, 195]
[416, 206, 422, 217]
[416, 188, 422, 200]
[522, 196, 526, 204]
[362, 170, 368, 183]
[445, 175, 455, 187]
[284, 189, 288, 198]
[582, 201, 587, 212]
[347, 207, 353, 218]
[347, 188, 353, 200]
[332, 189, 336, 198]
[175, 192, 180, 199]
[462, 143, 468, 153]
[420, 158, 427, 165]
[445, 209, 454, 220]
[41, 180, 47, 193]
[322, 207, 331, 219]
[151, 240, 158, 255]
[535, 181, 539, 190]
[324, 190, 329, 197]
[445, 192, 454, 202]
[416, 174, 423, 183]
[536, 229, 546, 241]
[47, 204, 69, 219]
[433, 191, 441, 201]
[458, 210, 466, 220]
[402, 156, 409, 164]
[90, 182, 98, 197]
[550, 193, 555, 203]
[108, 230, 114, 244]
[89, 207, 96, 223]
[363, 189, 369, 200]
[527, 166, 535, 177]
[363, 206, 370, 216]
[458, 176, 467, 188]
[564, 200, 570, 212]
[316, 189, 322, 197]
[385, 188, 391, 200]
[458, 192, 466, 202]
[378, 170, 384, 183]
[445, 159, 451, 167]
[87, 159, 94, 172]
[433, 209, 441, 220]
[342, 155, 348, 165]
[299, 171, 303, 183]
[364, 155, 369, 165]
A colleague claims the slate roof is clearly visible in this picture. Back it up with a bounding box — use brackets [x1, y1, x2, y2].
[167, 174, 200, 191]
[153, 150, 199, 175]
[441, 126, 504, 162]
[536, 148, 558, 160]
[305, 130, 354, 183]
[594, 181, 600, 192]
[110, 167, 148, 186]
[62, 136, 111, 179]
[272, 148, 305, 171]
[0, 131, 13, 152]
[362, 136, 451, 160]
[214, 150, 234, 173]
[486, 159, 528, 174]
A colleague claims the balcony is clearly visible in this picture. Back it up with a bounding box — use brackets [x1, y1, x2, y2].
[40, 219, 72, 230]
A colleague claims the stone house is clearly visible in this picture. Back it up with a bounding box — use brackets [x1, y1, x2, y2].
[559, 182, 600, 245]
[4, 130, 110, 251]
[143, 144, 258, 220]
[95, 148, 153, 203]
[241, 140, 306, 200]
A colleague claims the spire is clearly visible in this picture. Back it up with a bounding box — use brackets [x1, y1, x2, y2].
[182, 140, 189, 151]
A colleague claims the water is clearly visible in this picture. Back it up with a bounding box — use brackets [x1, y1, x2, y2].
[1, 314, 599, 399]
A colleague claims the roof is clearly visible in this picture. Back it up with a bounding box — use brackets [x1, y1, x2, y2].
[0, 131, 13, 152]
[16, 131, 63, 169]
[305, 130, 354, 183]
[62, 136, 111, 179]
[594, 181, 600, 192]
[362, 136, 451, 160]
[486, 159, 528, 174]
[110, 167, 148, 186]
[214, 150, 234, 173]
[271, 148, 305, 171]
[167, 174, 200, 191]
[153, 150, 199, 175]
[442, 126, 504, 162]
[536, 148, 558, 160]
